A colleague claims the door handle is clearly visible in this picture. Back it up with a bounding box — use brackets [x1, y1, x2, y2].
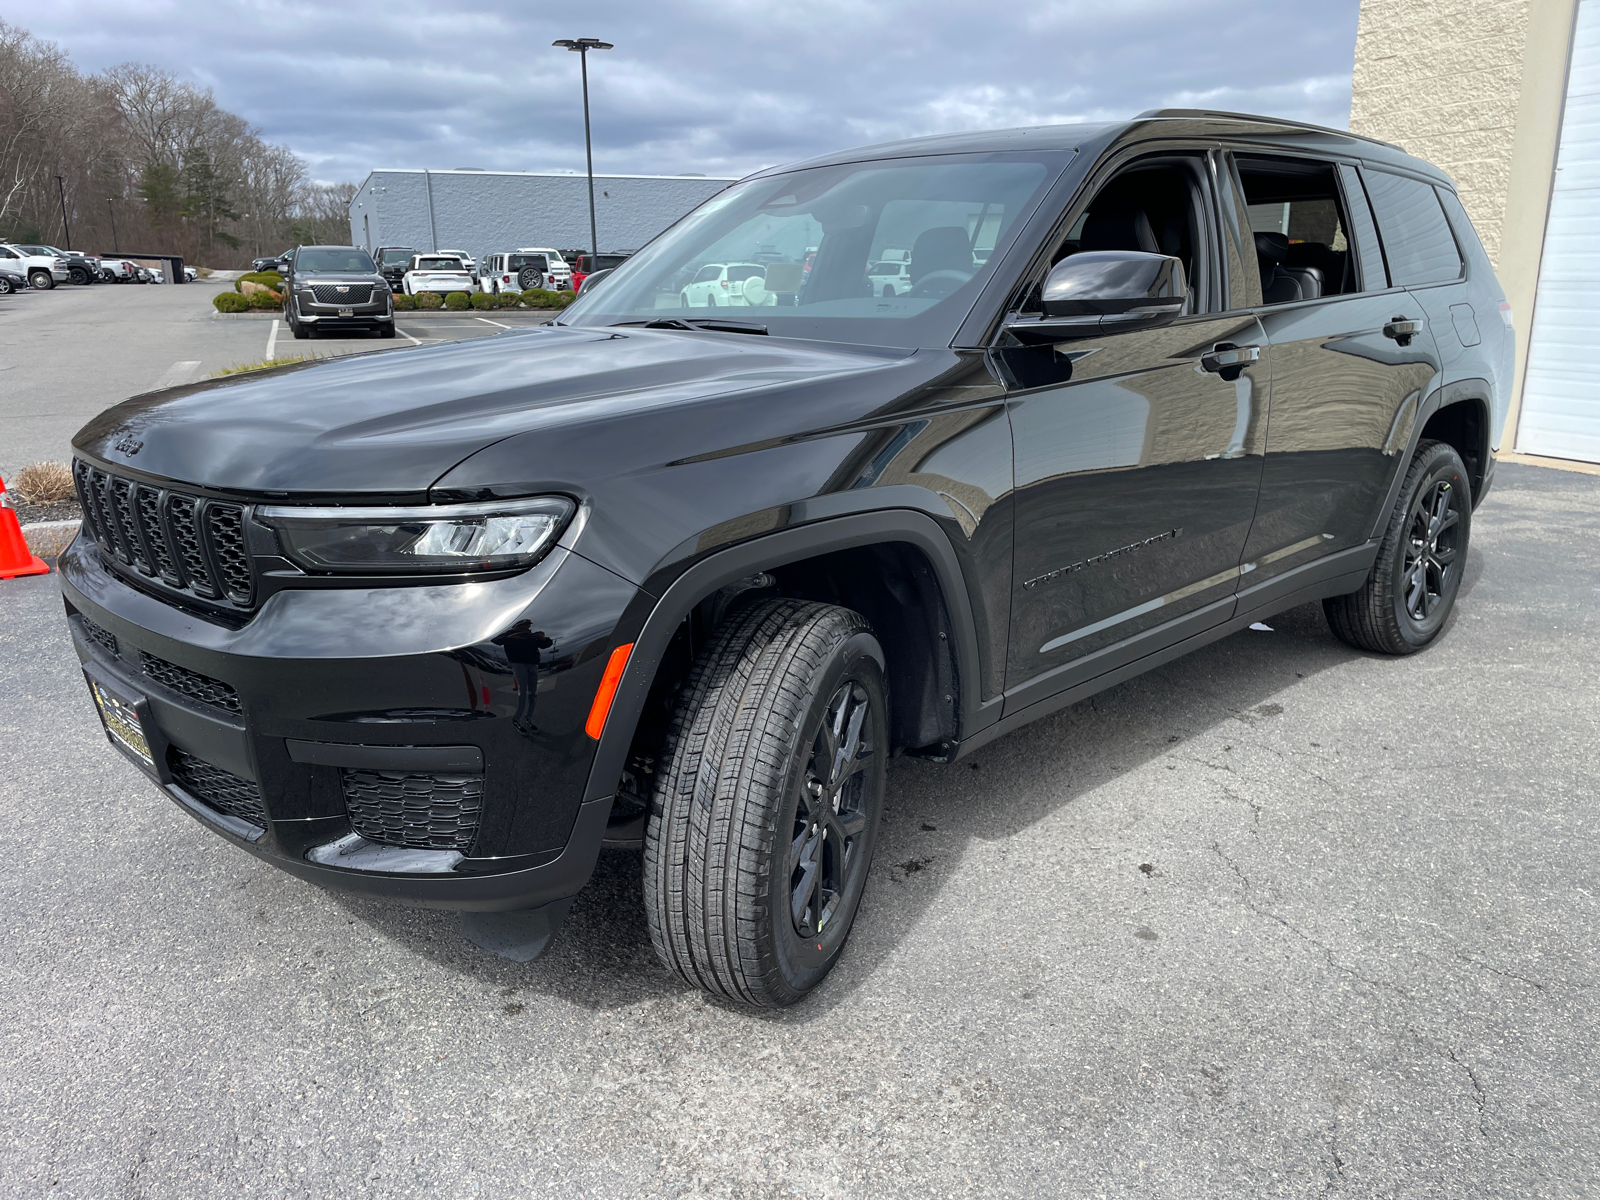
[1201, 343, 1260, 380]
[1383, 317, 1419, 346]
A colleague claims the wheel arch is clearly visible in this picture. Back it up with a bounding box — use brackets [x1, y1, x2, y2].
[1370, 377, 1494, 540]
[581, 510, 986, 806]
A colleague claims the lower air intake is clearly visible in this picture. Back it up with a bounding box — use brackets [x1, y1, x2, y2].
[168, 747, 267, 828]
[340, 769, 484, 853]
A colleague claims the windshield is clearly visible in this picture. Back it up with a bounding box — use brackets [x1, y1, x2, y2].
[379, 248, 415, 264]
[560, 151, 1066, 346]
[297, 249, 376, 273]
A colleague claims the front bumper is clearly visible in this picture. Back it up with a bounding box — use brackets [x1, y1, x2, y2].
[293, 294, 393, 327]
[58, 532, 643, 911]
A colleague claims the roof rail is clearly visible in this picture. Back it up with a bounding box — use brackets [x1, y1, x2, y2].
[1134, 108, 1402, 151]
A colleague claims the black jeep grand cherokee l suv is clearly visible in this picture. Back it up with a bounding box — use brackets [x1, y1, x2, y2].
[63, 111, 1511, 1006]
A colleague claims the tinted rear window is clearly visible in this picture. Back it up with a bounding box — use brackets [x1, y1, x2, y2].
[1363, 169, 1463, 286]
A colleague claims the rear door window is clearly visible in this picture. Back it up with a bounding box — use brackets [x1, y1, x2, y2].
[1361, 169, 1463, 286]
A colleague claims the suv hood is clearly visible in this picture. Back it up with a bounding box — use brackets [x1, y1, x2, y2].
[74, 326, 914, 497]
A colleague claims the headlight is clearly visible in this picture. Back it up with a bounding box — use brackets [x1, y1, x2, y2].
[257, 497, 574, 575]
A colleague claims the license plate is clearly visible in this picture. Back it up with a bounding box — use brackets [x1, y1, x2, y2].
[337, 308, 354, 317]
[87, 675, 156, 773]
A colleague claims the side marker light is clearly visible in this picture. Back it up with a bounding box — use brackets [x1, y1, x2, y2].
[585, 642, 634, 740]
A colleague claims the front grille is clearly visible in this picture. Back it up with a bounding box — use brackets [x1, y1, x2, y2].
[310, 283, 374, 304]
[78, 615, 119, 657]
[73, 461, 254, 610]
[141, 651, 241, 714]
[341, 769, 484, 853]
[168, 747, 267, 828]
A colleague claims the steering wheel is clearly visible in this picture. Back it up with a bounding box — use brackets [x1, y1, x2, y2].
[907, 269, 972, 299]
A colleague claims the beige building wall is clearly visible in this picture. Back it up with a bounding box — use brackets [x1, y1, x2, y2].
[1349, 0, 1579, 448]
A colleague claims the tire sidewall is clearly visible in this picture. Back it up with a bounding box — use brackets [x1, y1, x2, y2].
[764, 629, 888, 1002]
[1387, 445, 1471, 649]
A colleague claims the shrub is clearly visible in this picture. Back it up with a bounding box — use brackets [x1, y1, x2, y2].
[444, 291, 470, 310]
[246, 289, 281, 310]
[469, 291, 497, 310]
[213, 292, 249, 313]
[495, 291, 522, 309]
[235, 270, 283, 292]
[415, 292, 444, 310]
[392, 292, 417, 310]
[11, 461, 74, 504]
[521, 288, 557, 308]
[553, 291, 575, 308]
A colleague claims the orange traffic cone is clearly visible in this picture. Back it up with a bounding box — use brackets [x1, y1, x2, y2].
[0, 475, 50, 579]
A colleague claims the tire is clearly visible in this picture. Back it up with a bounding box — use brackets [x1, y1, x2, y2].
[645, 598, 889, 1007]
[0, 277, 12, 294]
[28, 269, 53, 290]
[378, 322, 396, 338]
[518, 266, 541, 290]
[1324, 439, 1471, 655]
[680, 290, 691, 308]
[69, 267, 89, 286]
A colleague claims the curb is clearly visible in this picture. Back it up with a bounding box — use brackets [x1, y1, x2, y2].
[22, 519, 78, 557]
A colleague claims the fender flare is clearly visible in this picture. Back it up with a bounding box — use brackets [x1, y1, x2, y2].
[1369, 377, 1492, 541]
[580, 509, 989, 803]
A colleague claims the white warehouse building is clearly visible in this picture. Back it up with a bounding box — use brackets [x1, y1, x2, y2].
[347, 169, 738, 263]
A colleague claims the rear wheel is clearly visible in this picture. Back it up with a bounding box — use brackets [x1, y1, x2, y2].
[645, 598, 888, 1007]
[1325, 439, 1471, 654]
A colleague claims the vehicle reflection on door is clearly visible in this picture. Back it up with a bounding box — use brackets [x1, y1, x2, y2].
[1243, 297, 1440, 590]
[996, 312, 1269, 711]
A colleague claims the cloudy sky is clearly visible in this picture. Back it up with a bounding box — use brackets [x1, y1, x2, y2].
[11, 0, 1362, 183]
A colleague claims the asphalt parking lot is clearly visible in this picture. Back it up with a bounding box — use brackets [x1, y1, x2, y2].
[0, 277, 552, 481]
[1, 281, 1597, 1196]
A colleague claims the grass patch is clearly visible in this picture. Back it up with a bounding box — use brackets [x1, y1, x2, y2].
[210, 353, 329, 378]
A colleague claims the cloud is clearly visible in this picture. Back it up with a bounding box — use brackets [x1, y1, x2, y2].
[14, 0, 1360, 183]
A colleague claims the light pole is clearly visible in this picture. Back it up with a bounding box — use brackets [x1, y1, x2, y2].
[552, 37, 613, 272]
[56, 175, 72, 249]
[106, 198, 119, 252]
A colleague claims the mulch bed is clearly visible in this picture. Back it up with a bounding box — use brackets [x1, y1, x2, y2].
[11, 496, 82, 525]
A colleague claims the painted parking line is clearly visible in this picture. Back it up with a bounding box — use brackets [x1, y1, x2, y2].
[152, 361, 201, 390]
[395, 326, 424, 344]
[265, 318, 279, 360]
[474, 316, 511, 329]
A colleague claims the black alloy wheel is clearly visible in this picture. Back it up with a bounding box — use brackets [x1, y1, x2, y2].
[788, 680, 876, 947]
[645, 598, 889, 1006]
[1325, 439, 1472, 654]
[69, 266, 90, 286]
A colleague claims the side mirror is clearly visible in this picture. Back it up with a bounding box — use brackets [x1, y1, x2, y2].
[1004, 250, 1187, 344]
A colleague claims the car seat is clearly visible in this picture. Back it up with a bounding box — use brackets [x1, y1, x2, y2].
[1254, 231, 1323, 304]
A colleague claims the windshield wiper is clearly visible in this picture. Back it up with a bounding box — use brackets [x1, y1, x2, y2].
[608, 317, 768, 335]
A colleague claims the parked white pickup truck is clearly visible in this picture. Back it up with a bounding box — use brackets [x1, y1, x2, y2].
[0, 243, 68, 291]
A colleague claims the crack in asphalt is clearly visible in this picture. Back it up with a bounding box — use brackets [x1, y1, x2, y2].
[1209, 843, 1411, 1000]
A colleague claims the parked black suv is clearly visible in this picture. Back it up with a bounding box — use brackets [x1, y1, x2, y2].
[62, 111, 1511, 1006]
[373, 245, 417, 292]
[280, 245, 395, 339]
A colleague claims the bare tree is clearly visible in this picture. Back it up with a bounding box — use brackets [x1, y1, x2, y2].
[0, 19, 357, 265]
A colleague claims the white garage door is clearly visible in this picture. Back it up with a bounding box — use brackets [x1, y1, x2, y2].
[1521, 0, 1600, 463]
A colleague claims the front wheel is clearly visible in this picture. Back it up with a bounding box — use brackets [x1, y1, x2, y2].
[28, 270, 53, 290]
[0, 276, 12, 294]
[1325, 439, 1471, 654]
[645, 598, 889, 1007]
